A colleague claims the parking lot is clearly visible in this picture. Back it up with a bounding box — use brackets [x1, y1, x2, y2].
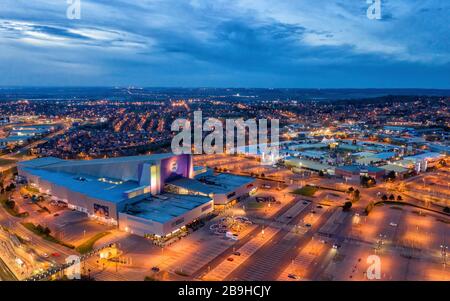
[320, 203, 450, 281]
[404, 170, 450, 207]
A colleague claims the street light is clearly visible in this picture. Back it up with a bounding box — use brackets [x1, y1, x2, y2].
[440, 244, 448, 266]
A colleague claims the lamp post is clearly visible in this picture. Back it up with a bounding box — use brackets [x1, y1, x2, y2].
[440, 244, 448, 266]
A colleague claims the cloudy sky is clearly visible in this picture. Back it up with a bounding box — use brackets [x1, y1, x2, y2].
[0, 0, 449, 88]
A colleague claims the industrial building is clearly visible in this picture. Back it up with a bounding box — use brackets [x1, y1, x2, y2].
[17, 153, 255, 237]
[166, 172, 256, 207]
[335, 165, 386, 183]
[402, 152, 446, 172]
[284, 157, 336, 175]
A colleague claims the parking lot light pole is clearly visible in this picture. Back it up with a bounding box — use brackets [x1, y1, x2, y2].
[440, 245, 448, 266]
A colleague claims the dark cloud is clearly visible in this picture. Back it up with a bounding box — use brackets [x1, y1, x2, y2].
[0, 0, 448, 87]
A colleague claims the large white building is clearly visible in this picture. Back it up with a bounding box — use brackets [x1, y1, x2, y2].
[18, 154, 214, 237]
[18, 153, 255, 237]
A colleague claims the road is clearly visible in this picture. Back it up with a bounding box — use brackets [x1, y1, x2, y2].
[0, 255, 17, 281]
[0, 122, 71, 161]
[0, 198, 77, 280]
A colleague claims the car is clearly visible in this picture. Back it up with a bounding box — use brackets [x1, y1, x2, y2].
[288, 274, 299, 280]
[389, 222, 398, 227]
[51, 253, 60, 257]
[41, 253, 49, 258]
[332, 244, 341, 249]
[305, 223, 312, 228]
[54, 213, 59, 217]
[233, 251, 241, 256]
[227, 257, 234, 262]
[316, 205, 323, 209]
[302, 201, 309, 205]
[151, 266, 160, 272]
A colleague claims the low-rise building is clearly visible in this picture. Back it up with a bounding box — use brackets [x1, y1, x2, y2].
[335, 165, 385, 183]
[166, 173, 256, 208]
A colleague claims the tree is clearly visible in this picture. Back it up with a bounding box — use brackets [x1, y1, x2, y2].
[5, 200, 15, 209]
[347, 187, 355, 193]
[361, 175, 376, 187]
[397, 195, 403, 201]
[444, 207, 450, 214]
[353, 189, 361, 202]
[381, 194, 388, 201]
[43, 227, 51, 236]
[318, 170, 325, 177]
[36, 224, 44, 234]
[389, 194, 395, 201]
[386, 171, 396, 181]
[343, 201, 353, 211]
[365, 201, 374, 215]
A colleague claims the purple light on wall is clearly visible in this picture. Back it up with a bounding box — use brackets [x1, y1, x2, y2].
[160, 154, 191, 185]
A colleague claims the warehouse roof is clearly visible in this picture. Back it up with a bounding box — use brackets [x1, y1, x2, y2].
[21, 167, 139, 203]
[285, 157, 334, 172]
[123, 193, 212, 224]
[169, 173, 254, 195]
[379, 164, 409, 173]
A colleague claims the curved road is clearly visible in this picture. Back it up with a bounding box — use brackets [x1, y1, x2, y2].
[0, 256, 17, 281]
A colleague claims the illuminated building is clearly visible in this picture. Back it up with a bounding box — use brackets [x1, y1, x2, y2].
[17, 154, 215, 237]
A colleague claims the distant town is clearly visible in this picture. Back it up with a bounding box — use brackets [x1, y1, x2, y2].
[0, 88, 448, 281]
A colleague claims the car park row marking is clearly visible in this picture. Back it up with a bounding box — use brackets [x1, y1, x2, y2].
[202, 227, 280, 281]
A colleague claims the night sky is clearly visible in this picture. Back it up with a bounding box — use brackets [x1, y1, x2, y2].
[0, 0, 449, 88]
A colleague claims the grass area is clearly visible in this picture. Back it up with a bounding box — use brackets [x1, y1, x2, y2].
[316, 185, 346, 193]
[292, 185, 319, 197]
[0, 197, 29, 218]
[75, 232, 111, 254]
[0, 158, 16, 166]
[245, 200, 266, 209]
[21, 222, 75, 249]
